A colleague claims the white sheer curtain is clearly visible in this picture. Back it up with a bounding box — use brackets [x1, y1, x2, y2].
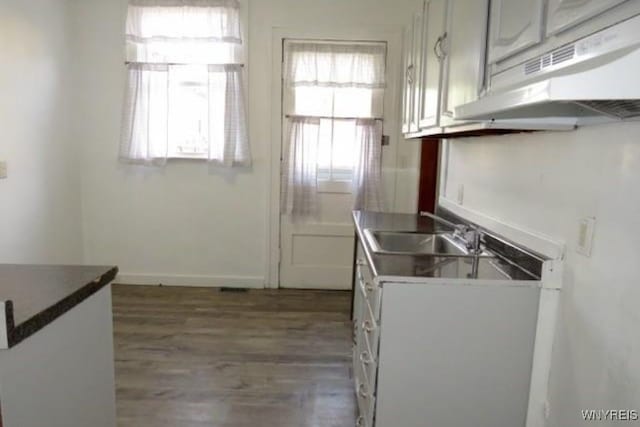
[353, 119, 383, 211]
[126, 0, 243, 65]
[120, 63, 170, 165]
[207, 64, 250, 166]
[281, 117, 321, 219]
[120, 0, 250, 166]
[285, 42, 386, 91]
[282, 41, 386, 219]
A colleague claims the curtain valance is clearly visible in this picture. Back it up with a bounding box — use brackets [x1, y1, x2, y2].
[126, 0, 242, 64]
[284, 42, 386, 89]
[129, 0, 239, 6]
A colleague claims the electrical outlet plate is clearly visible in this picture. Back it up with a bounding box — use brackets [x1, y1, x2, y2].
[544, 400, 551, 419]
[576, 217, 596, 256]
[0, 161, 7, 179]
[457, 184, 464, 205]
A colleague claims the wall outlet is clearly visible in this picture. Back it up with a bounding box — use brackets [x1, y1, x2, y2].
[457, 184, 464, 205]
[544, 400, 551, 419]
[0, 161, 7, 179]
[576, 217, 596, 257]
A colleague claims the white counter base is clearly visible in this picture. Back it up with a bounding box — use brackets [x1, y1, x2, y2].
[0, 285, 116, 427]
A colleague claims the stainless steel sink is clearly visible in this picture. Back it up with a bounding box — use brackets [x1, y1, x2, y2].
[363, 230, 471, 256]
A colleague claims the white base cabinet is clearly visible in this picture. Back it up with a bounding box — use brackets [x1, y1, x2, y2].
[352, 242, 542, 427]
[0, 287, 116, 427]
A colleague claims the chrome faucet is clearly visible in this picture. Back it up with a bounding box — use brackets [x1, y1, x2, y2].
[420, 211, 483, 254]
[453, 224, 482, 254]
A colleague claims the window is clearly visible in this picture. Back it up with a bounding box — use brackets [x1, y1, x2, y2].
[120, 0, 250, 166]
[281, 41, 386, 218]
[168, 66, 209, 157]
[284, 41, 386, 183]
[294, 86, 374, 181]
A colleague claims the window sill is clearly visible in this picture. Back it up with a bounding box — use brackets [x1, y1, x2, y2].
[167, 153, 208, 160]
[318, 180, 353, 194]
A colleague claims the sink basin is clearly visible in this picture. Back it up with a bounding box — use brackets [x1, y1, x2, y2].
[364, 230, 474, 256]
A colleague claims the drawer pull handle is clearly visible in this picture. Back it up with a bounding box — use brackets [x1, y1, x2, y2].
[356, 415, 365, 427]
[353, 321, 358, 344]
[362, 320, 374, 333]
[360, 351, 372, 365]
[358, 383, 369, 399]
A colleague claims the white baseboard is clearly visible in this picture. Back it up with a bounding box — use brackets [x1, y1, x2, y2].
[114, 273, 265, 289]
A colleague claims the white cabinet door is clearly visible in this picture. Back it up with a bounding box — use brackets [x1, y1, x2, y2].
[401, 24, 414, 134]
[440, 0, 489, 126]
[418, 0, 447, 129]
[402, 7, 425, 135]
[410, 10, 424, 132]
[546, 0, 630, 36]
[488, 0, 545, 64]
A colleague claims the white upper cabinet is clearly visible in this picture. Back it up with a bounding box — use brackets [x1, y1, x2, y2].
[401, 7, 425, 134]
[401, 24, 414, 134]
[488, 0, 545, 64]
[440, 0, 489, 126]
[411, 10, 425, 132]
[546, 0, 630, 36]
[418, 0, 447, 129]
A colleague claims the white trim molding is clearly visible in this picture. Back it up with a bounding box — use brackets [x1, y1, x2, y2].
[266, 25, 405, 289]
[526, 262, 563, 427]
[115, 273, 264, 289]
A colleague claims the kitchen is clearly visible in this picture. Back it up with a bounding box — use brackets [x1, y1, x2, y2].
[1, 0, 639, 426]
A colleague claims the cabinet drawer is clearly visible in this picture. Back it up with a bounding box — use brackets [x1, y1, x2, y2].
[360, 329, 378, 392]
[359, 293, 380, 368]
[356, 257, 373, 282]
[355, 356, 376, 427]
[354, 284, 371, 389]
[357, 266, 381, 321]
[354, 308, 378, 392]
[352, 328, 360, 390]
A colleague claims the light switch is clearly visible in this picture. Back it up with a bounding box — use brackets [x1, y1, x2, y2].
[576, 217, 596, 257]
[0, 161, 7, 179]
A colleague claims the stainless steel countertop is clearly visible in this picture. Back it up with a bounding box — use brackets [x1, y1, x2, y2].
[352, 211, 541, 282]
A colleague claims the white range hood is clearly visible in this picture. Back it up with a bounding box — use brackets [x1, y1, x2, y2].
[455, 13, 640, 123]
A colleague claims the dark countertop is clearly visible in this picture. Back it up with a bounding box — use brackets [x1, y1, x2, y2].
[0, 264, 118, 348]
[352, 211, 540, 282]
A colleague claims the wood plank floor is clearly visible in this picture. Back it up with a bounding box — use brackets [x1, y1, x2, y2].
[112, 285, 356, 427]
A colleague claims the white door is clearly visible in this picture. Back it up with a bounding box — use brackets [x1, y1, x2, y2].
[546, 0, 629, 36]
[418, 0, 447, 130]
[487, 0, 545, 64]
[279, 40, 387, 290]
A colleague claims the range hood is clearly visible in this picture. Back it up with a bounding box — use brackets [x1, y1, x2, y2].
[455, 13, 640, 123]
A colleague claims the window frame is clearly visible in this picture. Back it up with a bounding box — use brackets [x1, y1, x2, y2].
[125, 0, 250, 163]
[284, 39, 386, 187]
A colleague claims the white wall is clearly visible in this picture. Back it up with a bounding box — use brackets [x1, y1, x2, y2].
[0, 0, 84, 264]
[69, 0, 421, 287]
[442, 122, 640, 426]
